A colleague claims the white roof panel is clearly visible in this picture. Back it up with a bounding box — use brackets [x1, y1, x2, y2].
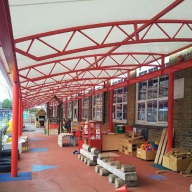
[10, 0, 174, 38]
[8, 0, 192, 107]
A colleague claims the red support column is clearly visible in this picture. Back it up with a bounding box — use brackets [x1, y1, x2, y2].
[11, 69, 19, 177]
[167, 72, 174, 152]
[109, 89, 113, 132]
[18, 96, 21, 137]
[20, 103, 23, 136]
[161, 56, 165, 68]
[65, 98, 68, 119]
[79, 98, 82, 122]
[19, 101, 23, 136]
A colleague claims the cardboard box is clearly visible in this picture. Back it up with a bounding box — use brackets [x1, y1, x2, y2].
[137, 148, 156, 160]
[162, 155, 170, 169]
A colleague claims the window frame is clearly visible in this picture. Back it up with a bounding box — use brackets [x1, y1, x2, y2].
[136, 73, 168, 126]
[67, 101, 72, 119]
[82, 97, 89, 120]
[113, 86, 128, 123]
[73, 100, 78, 122]
[92, 93, 103, 121]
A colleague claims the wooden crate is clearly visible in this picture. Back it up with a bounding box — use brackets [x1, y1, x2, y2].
[128, 138, 144, 144]
[162, 155, 170, 169]
[49, 128, 58, 136]
[137, 148, 156, 161]
[169, 156, 192, 172]
[119, 143, 137, 156]
[162, 155, 192, 171]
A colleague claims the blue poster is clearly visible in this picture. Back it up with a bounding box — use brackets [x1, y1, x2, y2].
[23, 111, 28, 119]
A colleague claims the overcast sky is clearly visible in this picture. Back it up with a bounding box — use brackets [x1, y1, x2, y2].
[0, 71, 12, 102]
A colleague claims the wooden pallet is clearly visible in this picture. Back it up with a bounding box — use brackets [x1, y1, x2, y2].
[120, 149, 137, 156]
[154, 128, 167, 164]
[180, 162, 192, 177]
[158, 129, 168, 164]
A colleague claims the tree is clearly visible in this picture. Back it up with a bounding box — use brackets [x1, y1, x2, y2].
[2, 99, 12, 109]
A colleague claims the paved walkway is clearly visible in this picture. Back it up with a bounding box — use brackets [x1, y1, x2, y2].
[0, 124, 191, 192]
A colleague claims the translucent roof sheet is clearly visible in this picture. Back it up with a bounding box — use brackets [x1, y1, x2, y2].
[8, 0, 192, 107]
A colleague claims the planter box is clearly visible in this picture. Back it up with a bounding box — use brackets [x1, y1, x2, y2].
[137, 148, 156, 160]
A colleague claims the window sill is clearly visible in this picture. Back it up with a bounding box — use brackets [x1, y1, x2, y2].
[82, 118, 88, 121]
[93, 118, 102, 122]
[134, 122, 168, 129]
[113, 120, 127, 124]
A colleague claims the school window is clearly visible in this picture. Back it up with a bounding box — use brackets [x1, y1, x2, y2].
[63, 103, 65, 119]
[73, 100, 78, 122]
[136, 72, 168, 125]
[92, 93, 103, 120]
[113, 86, 128, 122]
[67, 101, 72, 119]
[82, 97, 89, 120]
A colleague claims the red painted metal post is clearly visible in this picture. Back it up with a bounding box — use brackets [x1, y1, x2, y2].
[11, 69, 19, 177]
[167, 72, 174, 152]
[18, 97, 21, 136]
[79, 98, 82, 122]
[20, 103, 23, 136]
[65, 98, 68, 119]
[109, 89, 113, 132]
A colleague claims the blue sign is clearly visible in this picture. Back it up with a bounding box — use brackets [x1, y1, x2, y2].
[0, 109, 12, 121]
[23, 111, 28, 119]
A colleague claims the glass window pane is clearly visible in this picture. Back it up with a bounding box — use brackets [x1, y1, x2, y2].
[82, 97, 89, 119]
[93, 94, 102, 119]
[158, 100, 168, 122]
[67, 102, 72, 118]
[138, 81, 147, 100]
[147, 101, 157, 122]
[116, 104, 122, 120]
[85, 109, 88, 118]
[123, 104, 127, 120]
[123, 86, 127, 102]
[138, 103, 145, 121]
[117, 88, 123, 103]
[159, 75, 169, 98]
[148, 78, 158, 99]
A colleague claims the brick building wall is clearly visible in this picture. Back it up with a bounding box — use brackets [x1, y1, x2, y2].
[127, 84, 136, 126]
[172, 69, 192, 150]
[168, 48, 192, 150]
[103, 91, 110, 124]
[148, 128, 162, 142]
[127, 71, 136, 126]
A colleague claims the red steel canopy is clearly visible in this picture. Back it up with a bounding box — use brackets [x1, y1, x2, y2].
[7, 0, 192, 108]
